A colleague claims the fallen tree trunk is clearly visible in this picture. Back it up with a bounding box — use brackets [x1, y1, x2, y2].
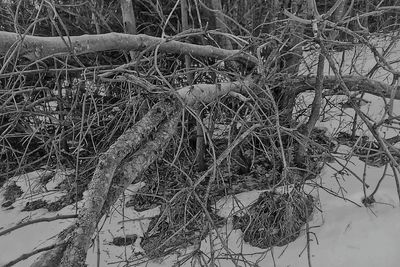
[0, 31, 257, 67]
[31, 100, 181, 267]
[60, 105, 182, 266]
[59, 100, 177, 266]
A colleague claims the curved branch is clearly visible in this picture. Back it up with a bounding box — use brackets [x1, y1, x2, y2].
[0, 31, 257, 67]
[295, 75, 400, 100]
[176, 77, 253, 106]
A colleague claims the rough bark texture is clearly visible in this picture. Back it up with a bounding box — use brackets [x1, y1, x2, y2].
[103, 108, 181, 216]
[26, 64, 255, 267]
[31, 106, 181, 267]
[0, 31, 257, 67]
[29, 100, 180, 267]
[36, 101, 178, 267]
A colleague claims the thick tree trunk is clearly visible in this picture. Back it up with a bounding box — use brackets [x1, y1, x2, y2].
[58, 101, 177, 265]
[31, 100, 181, 267]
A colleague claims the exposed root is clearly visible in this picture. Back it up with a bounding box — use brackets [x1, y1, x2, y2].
[233, 189, 314, 249]
[141, 189, 224, 259]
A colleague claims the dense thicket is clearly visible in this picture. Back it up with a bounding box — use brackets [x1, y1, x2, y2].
[1, 1, 400, 266]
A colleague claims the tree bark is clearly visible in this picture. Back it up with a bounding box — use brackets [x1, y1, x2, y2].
[210, 0, 233, 50]
[120, 0, 138, 60]
[123, 72, 400, 102]
[295, 75, 400, 100]
[31, 101, 181, 267]
[0, 31, 257, 67]
[31, 101, 174, 265]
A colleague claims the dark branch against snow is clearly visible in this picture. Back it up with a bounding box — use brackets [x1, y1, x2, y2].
[295, 75, 400, 100]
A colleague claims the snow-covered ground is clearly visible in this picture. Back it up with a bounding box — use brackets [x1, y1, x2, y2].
[1, 148, 400, 267]
[1, 37, 400, 266]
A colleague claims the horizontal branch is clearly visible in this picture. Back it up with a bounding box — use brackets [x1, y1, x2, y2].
[121, 73, 254, 106]
[296, 75, 400, 100]
[0, 31, 257, 67]
[176, 78, 253, 105]
[124, 73, 397, 105]
[175, 75, 399, 105]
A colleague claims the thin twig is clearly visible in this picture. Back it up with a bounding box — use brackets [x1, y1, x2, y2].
[390, 164, 400, 203]
[3, 242, 66, 267]
[369, 163, 389, 198]
[0, 214, 77, 237]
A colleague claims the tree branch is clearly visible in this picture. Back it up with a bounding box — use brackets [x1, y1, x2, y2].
[176, 77, 253, 106]
[0, 31, 257, 67]
[4, 242, 66, 267]
[58, 105, 181, 266]
[0, 214, 77, 237]
[295, 75, 400, 100]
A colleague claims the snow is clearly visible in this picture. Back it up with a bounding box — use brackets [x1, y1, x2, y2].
[304, 160, 400, 267]
[2, 150, 399, 267]
[1, 38, 400, 266]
